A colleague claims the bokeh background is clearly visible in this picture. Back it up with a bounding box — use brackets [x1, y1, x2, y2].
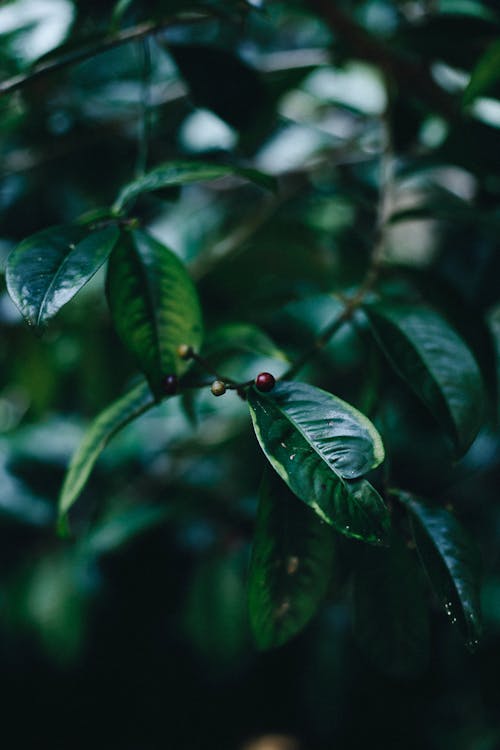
[1, 1, 500, 747]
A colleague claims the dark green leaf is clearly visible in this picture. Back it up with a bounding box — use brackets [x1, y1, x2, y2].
[58, 379, 155, 521]
[399, 492, 482, 650]
[248, 469, 338, 650]
[463, 38, 500, 106]
[113, 161, 276, 214]
[365, 303, 484, 456]
[248, 382, 389, 545]
[6, 225, 119, 327]
[106, 230, 203, 398]
[353, 533, 430, 678]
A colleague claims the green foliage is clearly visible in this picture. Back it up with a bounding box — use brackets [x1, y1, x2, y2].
[365, 303, 485, 456]
[248, 382, 389, 544]
[113, 161, 276, 214]
[106, 229, 203, 398]
[400, 491, 483, 649]
[7, 225, 119, 327]
[1, 0, 500, 746]
[248, 468, 338, 649]
[58, 378, 154, 522]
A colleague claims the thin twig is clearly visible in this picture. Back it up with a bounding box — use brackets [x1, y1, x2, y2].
[0, 13, 211, 98]
[282, 105, 395, 381]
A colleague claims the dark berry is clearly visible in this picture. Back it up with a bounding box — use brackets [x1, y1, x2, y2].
[162, 374, 178, 395]
[255, 372, 276, 392]
[211, 380, 226, 397]
[177, 343, 193, 360]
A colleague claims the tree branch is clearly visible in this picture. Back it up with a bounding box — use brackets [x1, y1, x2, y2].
[0, 12, 210, 98]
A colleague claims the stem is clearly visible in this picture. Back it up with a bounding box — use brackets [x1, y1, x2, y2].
[0, 13, 211, 98]
[283, 100, 395, 381]
[189, 351, 238, 386]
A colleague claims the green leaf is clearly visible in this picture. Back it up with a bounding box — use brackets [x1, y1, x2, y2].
[353, 532, 430, 678]
[6, 225, 119, 327]
[58, 379, 155, 522]
[112, 161, 276, 214]
[248, 382, 389, 545]
[106, 230, 203, 399]
[463, 38, 500, 106]
[365, 303, 484, 456]
[248, 469, 338, 650]
[399, 491, 482, 650]
[203, 323, 287, 361]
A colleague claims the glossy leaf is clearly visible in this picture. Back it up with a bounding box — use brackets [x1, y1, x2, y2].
[365, 303, 484, 456]
[113, 161, 276, 214]
[248, 469, 337, 650]
[106, 230, 203, 398]
[400, 492, 482, 649]
[58, 379, 155, 521]
[248, 382, 389, 545]
[463, 39, 500, 106]
[6, 225, 119, 327]
[353, 533, 430, 678]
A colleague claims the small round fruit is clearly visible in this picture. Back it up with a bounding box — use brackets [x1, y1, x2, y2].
[162, 374, 178, 395]
[177, 343, 193, 360]
[255, 372, 276, 392]
[211, 380, 226, 397]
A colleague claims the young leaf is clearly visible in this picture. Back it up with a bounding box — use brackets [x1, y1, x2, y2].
[106, 230, 203, 399]
[399, 492, 482, 650]
[365, 303, 484, 456]
[248, 382, 389, 545]
[58, 379, 155, 521]
[6, 225, 119, 328]
[248, 469, 338, 650]
[353, 533, 430, 678]
[112, 161, 276, 214]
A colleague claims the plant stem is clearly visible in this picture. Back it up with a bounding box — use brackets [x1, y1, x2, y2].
[0, 13, 211, 98]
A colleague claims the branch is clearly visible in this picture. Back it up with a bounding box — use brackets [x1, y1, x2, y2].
[305, 0, 458, 120]
[0, 12, 210, 98]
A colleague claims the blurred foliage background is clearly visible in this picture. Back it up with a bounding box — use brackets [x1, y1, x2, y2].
[1, 0, 500, 748]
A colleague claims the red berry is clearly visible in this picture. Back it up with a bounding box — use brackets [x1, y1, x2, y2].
[162, 374, 178, 395]
[255, 372, 276, 392]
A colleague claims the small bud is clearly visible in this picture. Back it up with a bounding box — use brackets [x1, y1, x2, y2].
[211, 380, 226, 397]
[177, 343, 194, 360]
[162, 374, 178, 395]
